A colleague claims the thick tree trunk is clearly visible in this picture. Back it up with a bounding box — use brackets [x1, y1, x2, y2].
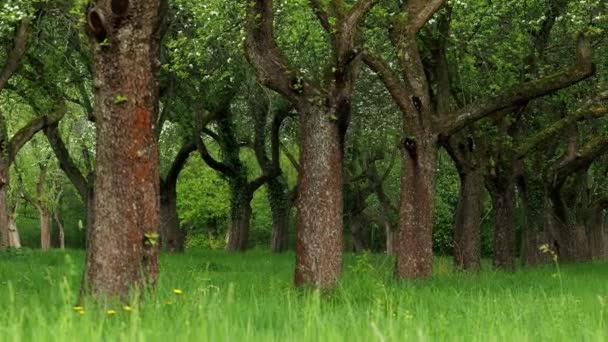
[453, 169, 484, 271]
[226, 183, 253, 252]
[160, 182, 184, 252]
[268, 176, 290, 253]
[488, 177, 517, 270]
[83, 0, 162, 299]
[38, 206, 52, 250]
[295, 106, 343, 288]
[395, 135, 437, 279]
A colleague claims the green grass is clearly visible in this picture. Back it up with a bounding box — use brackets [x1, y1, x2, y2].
[0, 249, 606, 341]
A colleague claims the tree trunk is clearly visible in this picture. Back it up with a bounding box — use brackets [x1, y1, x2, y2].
[160, 182, 184, 252]
[268, 176, 290, 253]
[385, 222, 395, 256]
[0, 162, 9, 250]
[488, 177, 517, 270]
[8, 218, 21, 249]
[395, 135, 437, 279]
[226, 184, 253, 252]
[53, 211, 65, 249]
[83, 0, 163, 299]
[453, 169, 484, 271]
[588, 209, 606, 260]
[38, 206, 52, 250]
[295, 106, 343, 288]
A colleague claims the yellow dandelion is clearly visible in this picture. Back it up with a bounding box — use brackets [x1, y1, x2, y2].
[173, 289, 183, 295]
[78, 310, 85, 316]
[123, 305, 132, 312]
[106, 310, 117, 315]
[72, 306, 84, 311]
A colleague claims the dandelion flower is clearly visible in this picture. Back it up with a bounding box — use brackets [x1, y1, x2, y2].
[78, 310, 85, 316]
[72, 306, 84, 311]
[107, 310, 117, 315]
[173, 289, 183, 295]
[123, 306, 132, 312]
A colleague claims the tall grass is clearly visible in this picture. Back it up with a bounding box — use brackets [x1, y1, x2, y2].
[0, 249, 606, 341]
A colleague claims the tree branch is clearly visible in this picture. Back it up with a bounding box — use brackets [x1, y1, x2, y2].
[440, 33, 595, 137]
[404, 0, 447, 34]
[43, 124, 89, 203]
[8, 100, 66, 164]
[515, 90, 608, 159]
[0, 19, 31, 93]
[163, 139, 196, 187]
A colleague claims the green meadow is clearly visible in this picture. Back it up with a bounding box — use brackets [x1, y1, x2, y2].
[1, 249, 606, 341]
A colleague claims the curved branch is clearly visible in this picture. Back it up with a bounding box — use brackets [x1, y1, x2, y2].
[0, 19, 31, 93]
[8, 100, 66, 164]
[163, 139, 196, 188]
[515, 90, 608, 159]
[404, 0, 447, 35]
[44, 124, 89, 202]
[440, 33, 595, 137]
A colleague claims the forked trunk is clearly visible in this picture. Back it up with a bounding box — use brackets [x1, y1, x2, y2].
[160, 183, 185, 252]
[295, 106, 343, 288]
[226, 188, 253, 252]
[268, 176, 290, 253]
[453, 169, 484, 271]
[488, 178, 517, 270]
[395, 135, 436, 279]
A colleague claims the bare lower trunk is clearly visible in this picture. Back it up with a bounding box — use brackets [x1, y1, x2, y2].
[350, 214, 369, 253]
[83, 0, 162, 299]
[226, 189, 253, 252]
[268, 176, 290, 253]
[395, 136, 436, 279]
[385, 222, 395, 256]
[453, 170, 483, 271]
[588, 210, 606, 260]
[295, 106, 343, 288]
[38, 206, 52, 250]
[8, 218, 21, 248]
[0, 166, 9, 249]
[160, 183, 185, 252]
[54, 211, 65, 249]
[489, 179, 517, 270]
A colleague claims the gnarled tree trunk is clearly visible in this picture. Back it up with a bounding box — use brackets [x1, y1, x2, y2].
[395, 134, 437, 278]
[226, 184, 253, 252]
[83, 0, 163, 299]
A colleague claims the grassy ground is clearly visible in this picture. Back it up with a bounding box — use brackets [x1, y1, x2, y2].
[0, 249, 606, 341]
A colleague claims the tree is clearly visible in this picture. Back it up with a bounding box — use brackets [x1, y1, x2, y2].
[81, 0, 166, 299]
[246, 0, 378, 288]
[363, 0, 594, 278]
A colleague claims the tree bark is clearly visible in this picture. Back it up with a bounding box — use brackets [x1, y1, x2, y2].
[295, 106, 344, 287]
[226, 184, 253, 252]
[268, 176, 291, 253]
[395, 134, 437, 278]
[37, 206, 52, 250]
[83, 0, 163, 299]
[453, 168, 484, 271]
[0, 168, 10, 249]
[487, 176, 518, 270]
[160, 181, 184, 252]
